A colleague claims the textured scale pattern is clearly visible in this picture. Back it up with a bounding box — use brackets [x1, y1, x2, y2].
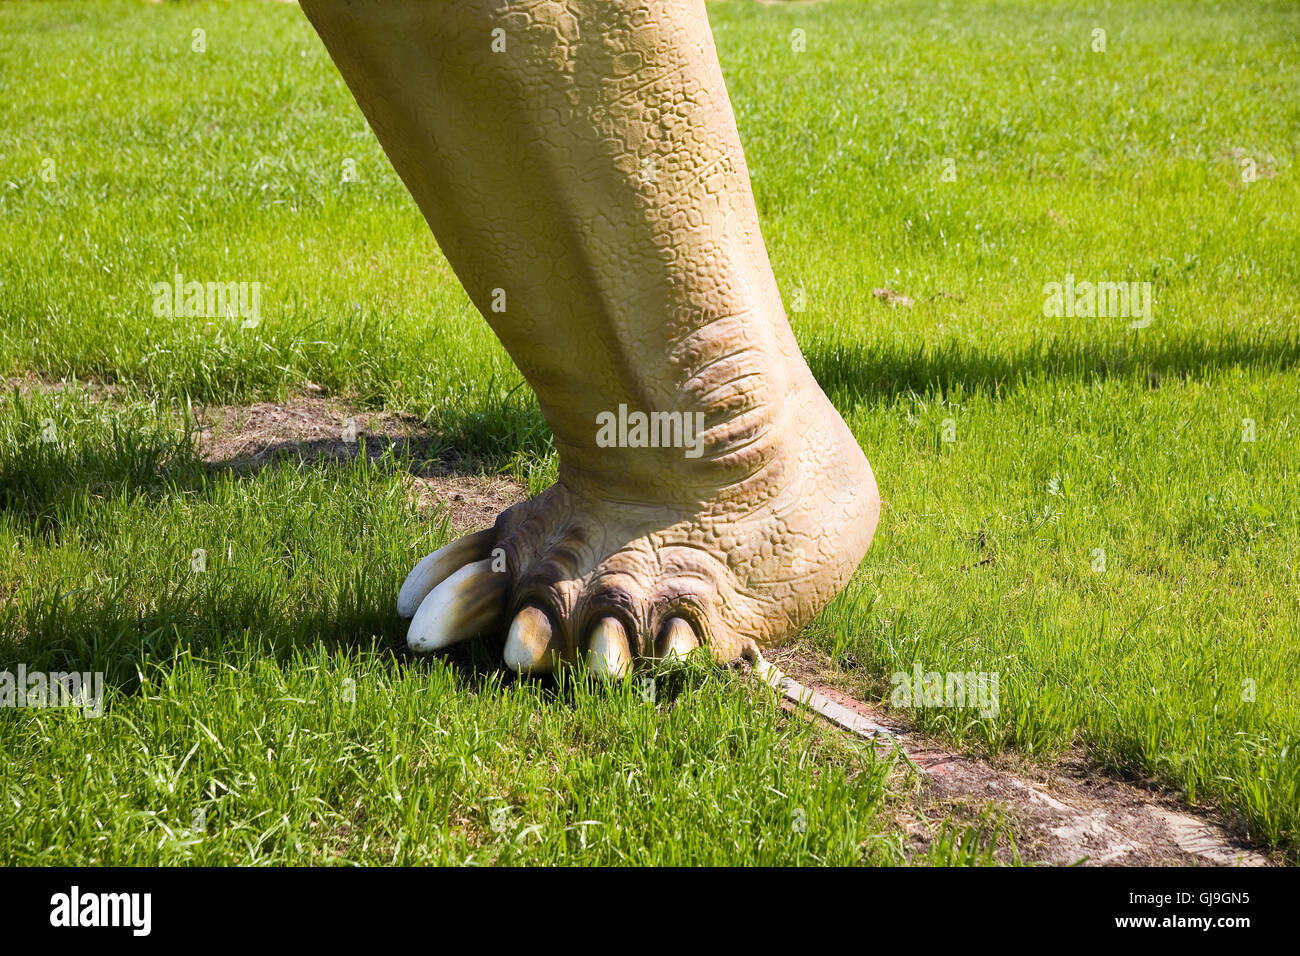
[301, 0, 881, 672]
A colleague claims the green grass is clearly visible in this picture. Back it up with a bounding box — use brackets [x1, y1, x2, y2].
[2, 0, 1298, 861]
[0, 388, 917, 864]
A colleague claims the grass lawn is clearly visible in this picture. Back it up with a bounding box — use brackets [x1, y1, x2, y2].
[1, 0, 1297, 863]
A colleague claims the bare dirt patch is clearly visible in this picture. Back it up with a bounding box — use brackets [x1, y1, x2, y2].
[194, 396, 421, 467]
[768, 647, 1276, 867]
[192, 396, 525, 532]
[3, 372, 121, 401]
[2, 376, 528, 531]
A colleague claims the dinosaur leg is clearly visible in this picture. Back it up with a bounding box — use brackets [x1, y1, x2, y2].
[300, 0, 880, 673]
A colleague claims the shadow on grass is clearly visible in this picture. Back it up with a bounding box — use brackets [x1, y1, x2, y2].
[0, 389, 523, 536]
[0, 566, 406, 691]
[0, 561, 715, 706]
[0, 393, 526, 692]
[805, 328, 1300, 402]
[3, 326, 1297, 692]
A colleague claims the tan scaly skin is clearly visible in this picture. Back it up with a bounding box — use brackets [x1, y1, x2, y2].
[299, 0, 881, 676]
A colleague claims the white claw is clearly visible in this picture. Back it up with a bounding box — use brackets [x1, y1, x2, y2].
[406, 558, 508, 653]
[585, 617, 632, 680]
[655, 617, 699, 660]
[743, 642, 784, 689]
[397, 528, 496, 618]
[503, 605, 561, 674]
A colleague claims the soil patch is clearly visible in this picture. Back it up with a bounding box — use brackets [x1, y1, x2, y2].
[768, 648, 1276, 867]
[192, 396, 526, 532]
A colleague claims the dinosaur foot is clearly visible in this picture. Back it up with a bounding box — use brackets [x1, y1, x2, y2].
[396, 395, 880, 678]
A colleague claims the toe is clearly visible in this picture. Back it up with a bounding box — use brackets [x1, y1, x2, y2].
[503, 603, 562, 674]
[407, 557, 509, 653]
[655, 616, 700, 659]
[397, 528, 496, 618]
[585, 616, 632, 679]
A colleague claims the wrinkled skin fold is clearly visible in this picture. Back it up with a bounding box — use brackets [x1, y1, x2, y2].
[299, 0, 881, 673]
